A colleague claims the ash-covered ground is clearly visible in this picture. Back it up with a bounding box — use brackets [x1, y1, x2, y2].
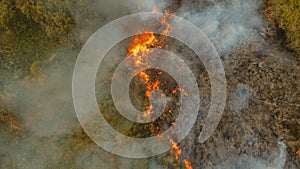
[0, 0, 299, 169]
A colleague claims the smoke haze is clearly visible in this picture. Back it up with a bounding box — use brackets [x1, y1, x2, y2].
[0, 0, 296, 169]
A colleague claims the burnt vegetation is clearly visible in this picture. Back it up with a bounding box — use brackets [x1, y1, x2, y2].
[0, 0, 299, 168]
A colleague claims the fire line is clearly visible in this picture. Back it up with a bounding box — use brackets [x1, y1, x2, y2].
[126, 8, 193, 169]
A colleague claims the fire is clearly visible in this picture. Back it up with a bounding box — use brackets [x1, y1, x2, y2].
[126, 10, 173, 120]
[137, 70, 150, 82]
[160, 10, 172, 40]
[152, 5, 159, 13]
[183, 159, 193, 169]
[170, 139, 182, 159]
[144, 104, 153, 118]
[127, 32, 157, 58]
[126, 32, 160, 120]
[172, 86, 189, 96]
[264, 0, 273, 21]
[296, 150, 300, 156]
[169, 139, 193, 169]
[126, 8, 193, 169]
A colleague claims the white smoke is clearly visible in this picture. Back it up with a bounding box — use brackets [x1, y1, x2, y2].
[176, 0, 263, 54]
[9, 64, 78, 137]
[277, 141, 287, 169]
[0, 0, 296, 169]
[210, 140, 287, 169]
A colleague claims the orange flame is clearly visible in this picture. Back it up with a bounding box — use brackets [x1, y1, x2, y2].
[183, 159, 193, 169]
[172, 86, 189, 96]
[296, 150, 300, 156]
[160, 10, 173, 38]
[126, 9, 173, 120]
[127, 32, 157, 58]
[264, 0, 272, 21]
[169, 139, 193, 169]
[170, 139, 182, 160]
[126, 8, 193, 168]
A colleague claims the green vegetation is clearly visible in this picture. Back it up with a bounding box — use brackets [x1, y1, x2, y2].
[0, 0, 73, 80]
[0, 0, 104, 156]
[0, 0, 104, 80]
[0, 0, 75, 41]
[268, 0, 300, 55]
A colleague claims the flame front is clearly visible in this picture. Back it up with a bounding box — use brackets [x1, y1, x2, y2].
[127, 32, 157, 58]
[127, 32, 160, 120]
[126, 8, 193, 169]
[126, 10, 173, 120]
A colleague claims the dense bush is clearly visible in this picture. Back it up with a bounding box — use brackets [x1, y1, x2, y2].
[0, 0, 106, 80]
[0, 0, 75, 40]
[268, 0, 300, 55]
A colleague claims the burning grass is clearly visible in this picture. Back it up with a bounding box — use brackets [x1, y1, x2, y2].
[124, 9, 193, 168]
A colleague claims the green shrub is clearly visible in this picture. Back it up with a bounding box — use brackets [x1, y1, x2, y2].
[0, 0, 76, 79]
[269, 0, 300, 55]
[0, 0, 75, 40]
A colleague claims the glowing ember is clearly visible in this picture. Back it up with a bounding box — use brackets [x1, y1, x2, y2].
[172, 86, 189, 96]
[264, 1, 273, 21]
